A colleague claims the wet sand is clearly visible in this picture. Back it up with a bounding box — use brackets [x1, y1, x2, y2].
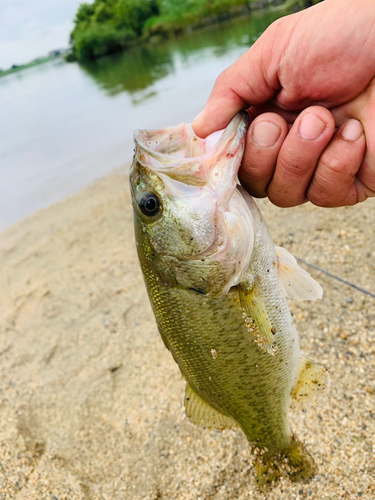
[1, 166, 374, 499]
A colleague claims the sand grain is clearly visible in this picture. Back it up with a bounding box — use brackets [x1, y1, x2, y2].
[1, 167, 374, 499]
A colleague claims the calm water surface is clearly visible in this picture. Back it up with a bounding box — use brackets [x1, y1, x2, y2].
[0, 11, 281, 230]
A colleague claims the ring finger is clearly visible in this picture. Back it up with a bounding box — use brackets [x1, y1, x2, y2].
[307, 119, 366, 207]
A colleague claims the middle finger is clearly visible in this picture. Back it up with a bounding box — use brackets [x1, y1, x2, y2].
[267, 106, 336, 207]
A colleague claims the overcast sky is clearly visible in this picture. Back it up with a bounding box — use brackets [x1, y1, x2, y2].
[0, 0, 81, 69]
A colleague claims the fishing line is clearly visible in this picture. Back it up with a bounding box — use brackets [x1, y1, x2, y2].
[296, 257, 375, 299]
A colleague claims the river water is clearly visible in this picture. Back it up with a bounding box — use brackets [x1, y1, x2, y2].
[0, 10, 281, 231]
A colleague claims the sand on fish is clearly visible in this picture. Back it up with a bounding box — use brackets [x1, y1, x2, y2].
[0, 165, 374, 500]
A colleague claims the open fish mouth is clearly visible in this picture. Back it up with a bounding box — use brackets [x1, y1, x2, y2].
[133, 112, 249, 201]
[130, 112, 254, 294]
[130, 112, 328, 487]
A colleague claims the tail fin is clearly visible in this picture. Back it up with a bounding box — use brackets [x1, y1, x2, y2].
[253, 436, 317, 487]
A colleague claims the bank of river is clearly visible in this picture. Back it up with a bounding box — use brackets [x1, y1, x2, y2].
[1, 6, 374, 499]
[1, 165, 374, 498]
[0, 10, 280, 231]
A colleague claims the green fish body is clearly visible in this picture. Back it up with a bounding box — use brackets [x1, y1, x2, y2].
[130, 113, 329, 485]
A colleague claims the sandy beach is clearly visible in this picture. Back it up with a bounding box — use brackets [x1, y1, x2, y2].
[1, 165, 374, 499]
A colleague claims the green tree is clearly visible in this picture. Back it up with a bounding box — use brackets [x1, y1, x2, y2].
[93, 2, 114, 24]
[75, 2, 95, 24]
[115, 0, 159, 36]
[73, 24, 135, 61]
[70, 0, 159, 61]
[68, 0, 318, 62]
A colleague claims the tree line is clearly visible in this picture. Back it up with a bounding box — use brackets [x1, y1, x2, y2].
[69, 0, 321, 62]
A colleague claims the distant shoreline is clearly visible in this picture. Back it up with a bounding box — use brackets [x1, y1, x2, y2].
[0, 55, 57, 78]
[0, 51, 70, 79]
[68, 0, 312, 63]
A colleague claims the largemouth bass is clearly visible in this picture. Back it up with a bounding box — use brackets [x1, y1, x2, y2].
[129, 113, 329, 485]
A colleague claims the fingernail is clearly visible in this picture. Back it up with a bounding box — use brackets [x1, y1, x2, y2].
[252, 121, 281, 147]
[299, 113, 326, 140]
[341, 119, 363, 141]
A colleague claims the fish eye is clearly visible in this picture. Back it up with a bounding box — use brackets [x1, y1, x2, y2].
[139, 192, 161, 217]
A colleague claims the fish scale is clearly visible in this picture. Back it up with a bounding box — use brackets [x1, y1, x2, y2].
[137, 219, 295, 452]
[130, 113, 328, 485]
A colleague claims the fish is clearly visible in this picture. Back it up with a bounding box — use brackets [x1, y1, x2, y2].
[129, 112, 329, 485]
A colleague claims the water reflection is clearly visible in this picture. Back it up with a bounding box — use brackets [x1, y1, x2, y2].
[0, 9, 284, 230]
[81, 10, 280, 101]
[81, 45, 175, 98]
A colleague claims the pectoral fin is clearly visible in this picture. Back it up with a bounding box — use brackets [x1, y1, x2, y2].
[239, 282, 277, 356]
[275, 246, 323, 301]
[291, 353, 330, 410]
[184, 383, 237, 429]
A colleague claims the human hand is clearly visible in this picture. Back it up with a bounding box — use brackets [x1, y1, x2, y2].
[192, 0, 375, 207]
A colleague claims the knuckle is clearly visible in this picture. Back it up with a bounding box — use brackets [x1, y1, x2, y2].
[268, 188, 299, 208]
[358, 159, 375, 192]
[318, 155, 346, 176]
[213, 70, 229, 95]
[267, 17, 287, 36]
[290, 84, 313, 103]
[215, 70, 225, 86]
[215, 67, 231, 88]
[356, 181, 375, 203]
[307, 146, 365, 207]
[240, 163, 265, 183]
[214, 68, 241, 101]
[238, 170, 267, 198]
[277, 154, 309, 178]
[318, 145, 361, 182]
[240, 158, 269, 187]
[307, 171, 342, 207]
[307, 189, 332, 207]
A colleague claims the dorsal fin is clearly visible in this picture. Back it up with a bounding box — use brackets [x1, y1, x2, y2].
[275, 246, 323, 301]
[184, 383, 237, 430]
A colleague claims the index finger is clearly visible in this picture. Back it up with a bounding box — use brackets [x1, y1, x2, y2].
[192, 31, 280, 138]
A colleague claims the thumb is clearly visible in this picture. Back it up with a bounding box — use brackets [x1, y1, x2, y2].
[192, 27, 281, 138]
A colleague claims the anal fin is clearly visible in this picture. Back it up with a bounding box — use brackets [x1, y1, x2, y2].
[291, 354, 330, 410]
[184, 383, 237, 430]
